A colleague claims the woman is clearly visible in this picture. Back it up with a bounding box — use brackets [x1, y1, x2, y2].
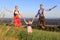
[4, 6, 24, 27]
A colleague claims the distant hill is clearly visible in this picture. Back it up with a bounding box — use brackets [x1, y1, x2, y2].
[0, 18, 60, 25]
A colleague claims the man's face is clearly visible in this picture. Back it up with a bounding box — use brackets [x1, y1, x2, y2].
[40, 5, 43, 9]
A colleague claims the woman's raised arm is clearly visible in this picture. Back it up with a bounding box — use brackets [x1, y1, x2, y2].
[24, 18, 28, 24]
[31, 17, 35, 23]
[4, 7, 14, 12]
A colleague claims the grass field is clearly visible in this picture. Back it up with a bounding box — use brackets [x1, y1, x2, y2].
[0, 24, 60, 40]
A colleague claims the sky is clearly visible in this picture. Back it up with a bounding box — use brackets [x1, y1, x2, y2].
[0, 0, 60, 18]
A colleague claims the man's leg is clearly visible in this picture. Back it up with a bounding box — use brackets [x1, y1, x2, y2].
[42, 20, 45, 30]
[37, 18, 41, 29]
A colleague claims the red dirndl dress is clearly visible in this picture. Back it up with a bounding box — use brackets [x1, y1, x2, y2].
[14, 16, 22, 27]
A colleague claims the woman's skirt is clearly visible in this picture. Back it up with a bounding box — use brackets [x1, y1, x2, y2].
[27, 26, 32, 33]
[14, 16, 22, 27]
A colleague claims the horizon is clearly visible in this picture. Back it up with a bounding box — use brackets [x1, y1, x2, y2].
[0, 17, 60, 19]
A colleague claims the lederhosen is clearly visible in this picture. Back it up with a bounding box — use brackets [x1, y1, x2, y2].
[37, 9, 45, 27]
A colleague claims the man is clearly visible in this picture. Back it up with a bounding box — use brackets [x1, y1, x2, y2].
[35, 4, 57, 29]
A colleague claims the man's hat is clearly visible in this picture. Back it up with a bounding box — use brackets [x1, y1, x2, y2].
[40, 4, 43, 6]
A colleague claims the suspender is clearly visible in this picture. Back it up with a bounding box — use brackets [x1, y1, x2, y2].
[38, 9, 44, 15]
[38, 9, 44, 17]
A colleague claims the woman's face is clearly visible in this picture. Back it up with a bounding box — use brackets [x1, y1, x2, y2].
[15, 6, 18, 11]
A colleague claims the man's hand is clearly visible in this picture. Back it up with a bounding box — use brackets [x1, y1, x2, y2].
[51, 5, 57, 10]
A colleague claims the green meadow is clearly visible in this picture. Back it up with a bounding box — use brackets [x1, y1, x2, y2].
[0, 24, 60, 40]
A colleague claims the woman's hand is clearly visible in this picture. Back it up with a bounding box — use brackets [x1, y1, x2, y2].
[4, 7, 14, 12]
